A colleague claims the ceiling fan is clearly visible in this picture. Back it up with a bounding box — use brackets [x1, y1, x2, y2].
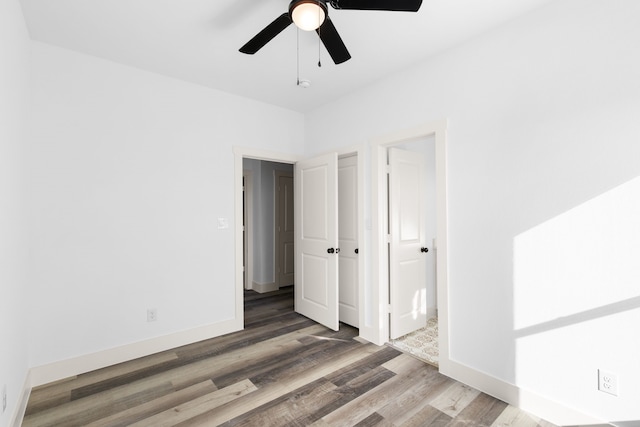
[239, 0, 423, 65]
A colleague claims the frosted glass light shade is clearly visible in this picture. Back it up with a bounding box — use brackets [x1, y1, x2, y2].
[291, 3, 326, 31]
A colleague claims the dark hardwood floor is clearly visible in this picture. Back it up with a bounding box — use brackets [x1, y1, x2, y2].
[23, 287, 558, 426]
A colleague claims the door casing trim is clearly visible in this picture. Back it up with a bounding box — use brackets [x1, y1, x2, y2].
[233, 147, 299, 327]
[233, 145, 364, 334]
[368, 120, 450, 372]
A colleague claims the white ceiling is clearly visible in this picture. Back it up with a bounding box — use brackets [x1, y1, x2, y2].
[20, 0, 555, 112]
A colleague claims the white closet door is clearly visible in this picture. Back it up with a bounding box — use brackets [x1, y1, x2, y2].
[338, 155, 358, 327]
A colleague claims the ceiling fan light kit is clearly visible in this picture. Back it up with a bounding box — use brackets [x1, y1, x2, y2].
[239, 0, 423, 65]
[290, 0, 328, 31]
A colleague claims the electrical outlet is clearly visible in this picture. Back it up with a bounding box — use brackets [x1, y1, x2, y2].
[598, 369, 618, 396]
[147, 308, 157, 322]
[2, 384, 7, 414]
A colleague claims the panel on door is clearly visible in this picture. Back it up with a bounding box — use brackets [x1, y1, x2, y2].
[276, 172, 295, 287]
[338, 155, 358, 327]
[295, 153, 339, 331]
[389, 147, 427, 339]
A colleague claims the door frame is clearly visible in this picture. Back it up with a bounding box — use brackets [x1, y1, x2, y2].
[369, 120, 450, 371]
[234, 146, 365, 332]
[234, 147, 299, 327]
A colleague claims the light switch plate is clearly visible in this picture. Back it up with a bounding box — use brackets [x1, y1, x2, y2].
[217, 217, 229, 229]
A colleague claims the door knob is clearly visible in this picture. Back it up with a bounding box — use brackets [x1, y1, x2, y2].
[355, 248, 359, 254]
[327, 248, 335, 254]
[421, 247, 429, 253]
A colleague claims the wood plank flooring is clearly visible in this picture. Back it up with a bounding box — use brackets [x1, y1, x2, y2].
[24, 287, 558, 427]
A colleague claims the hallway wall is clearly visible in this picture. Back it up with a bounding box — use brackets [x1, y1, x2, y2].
[0, 0, 31, 425]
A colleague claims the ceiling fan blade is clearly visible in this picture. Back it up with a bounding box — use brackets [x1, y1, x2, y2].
[329, 0, 422, 12]
[316, 17, 351, 64]
[239, 13, 292, 54]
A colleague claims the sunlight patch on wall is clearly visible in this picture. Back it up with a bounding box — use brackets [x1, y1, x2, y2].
[513, 176, 640, 331]
[411, 288, 427, 320]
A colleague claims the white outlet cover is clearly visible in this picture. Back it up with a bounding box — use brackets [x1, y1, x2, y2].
[217, 217, 229, 229]
[598, 369, 618, 396]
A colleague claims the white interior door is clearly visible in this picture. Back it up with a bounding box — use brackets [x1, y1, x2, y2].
[295, 152, 339, 331]
[275, 171, 295, 287]
[338, 155, 358, 327]
[389, 147, 427, 339]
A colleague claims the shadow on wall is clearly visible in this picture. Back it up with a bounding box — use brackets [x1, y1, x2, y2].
[512, 296, 640, 339]
[512, 176, 640, 424]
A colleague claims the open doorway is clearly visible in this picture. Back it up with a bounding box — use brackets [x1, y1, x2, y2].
[386, 136, 439, 366]
[368, 120, 449, 371]
[242, 159, 294, 293]
[234, 147, 364, 334]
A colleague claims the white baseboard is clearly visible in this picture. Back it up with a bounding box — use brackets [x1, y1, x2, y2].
[252, 281, 279, 294]
[29, 317, 242, 387]
[18, 314, 604, 427]
[11, 371, 31, 427]
[439, 357, 605, 426]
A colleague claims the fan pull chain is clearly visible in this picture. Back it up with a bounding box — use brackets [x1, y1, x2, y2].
[317, 0, 322, 67]
[296, 27, 300, 85]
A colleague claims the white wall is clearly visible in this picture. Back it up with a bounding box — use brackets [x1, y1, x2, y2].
[0, 1, 31, 425]
[26, 42, 304, 370]
[305, 0, 640, 423]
